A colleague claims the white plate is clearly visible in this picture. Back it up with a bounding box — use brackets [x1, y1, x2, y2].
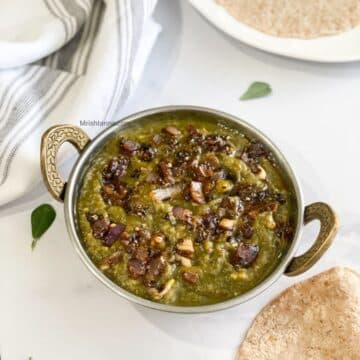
[188, 0, 360, 63]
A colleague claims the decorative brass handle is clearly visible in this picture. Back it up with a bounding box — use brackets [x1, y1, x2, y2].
[41, 125, 90, 202]
[285, 202, 339, 276]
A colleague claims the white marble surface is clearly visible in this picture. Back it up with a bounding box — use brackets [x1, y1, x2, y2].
[1, 1, 360, 359]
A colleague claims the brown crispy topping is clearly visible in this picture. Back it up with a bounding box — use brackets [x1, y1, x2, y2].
[187, 125, 205, 142]
[124, 201, 149, 216]
[163, 126, 182, 137]
[100, 251, 122, 271]
[173, 166, 187, 178]
[139, 144, 157, 162]
[195, 212, 219, 243]
[86, 213, 125, 247]
[103, 157, 129, 182]
[193, 161, 214, 178]
[101, 182, 131, 206]
[150, 233, 166, 249]
[144, 256, 166, 287]
[134, 227, 151, 243]
[230, 183, 280, 216]
[182, 270, 199, 284]
[202, 213, 219, 230]
[152, 134, 163, 145]
[102, 223, 126, 247]
[239, 222, 254, 239]
[205, 153, 220, 167]
[219, 196, 244, 218]
[119, 139, 140, 156]
[191, 156, 226, 183]
[248, 201, 278, 216]
[175, 150, 191, 164]
[119, 231, 131, 245]
[127, 258, 146, 278]
[190, 181, 206, 204]
[238, 214, 255, 239]
[116, 182, 131, 199]
[134, 245, 149, 263]
[240, 140, 270, 176]
[86, 214, 109, 239]
[101, 157, 131, 205]
[212, 169, 227, 181]
[231, 183, 263, 202]
[172, 206, 193, 224]
[218, 218, 236, 231]
[124, 240, 138, 257]
[230, 243, 259, 268]
[158, 159, 175, 184]
[86, 213, 100, 223]
[244, 141, 268, 160]
[196, 229, 208, 243]
[202, 179, 216, 195]
[202, 134, 233, 153]
[101, 184, 121, 205]
[176, 238, 194, 255]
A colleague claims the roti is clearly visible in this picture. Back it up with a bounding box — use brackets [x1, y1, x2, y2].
[237, 267, 360, 359]
[216, 0, 360, 38]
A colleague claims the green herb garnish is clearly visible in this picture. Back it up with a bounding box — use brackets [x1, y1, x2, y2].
[31, 204, 56, 250]
[240, 81, 272, 100]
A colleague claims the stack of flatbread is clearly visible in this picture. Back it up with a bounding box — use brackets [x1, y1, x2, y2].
[237, 267, 360, 359]
[216, 0, 360, 38]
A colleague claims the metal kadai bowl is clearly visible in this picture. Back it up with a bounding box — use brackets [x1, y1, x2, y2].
[40, 106, 339, 313]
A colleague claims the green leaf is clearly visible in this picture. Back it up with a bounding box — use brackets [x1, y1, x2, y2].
[31, 204, 56, 250]
[240, 82, 272, 101]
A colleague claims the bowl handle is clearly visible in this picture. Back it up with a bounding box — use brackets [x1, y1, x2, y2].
[285, 202, 339, 276]
[40, 125, 90, 202]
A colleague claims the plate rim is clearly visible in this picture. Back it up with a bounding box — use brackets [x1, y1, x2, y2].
[188, 0, 360, 63]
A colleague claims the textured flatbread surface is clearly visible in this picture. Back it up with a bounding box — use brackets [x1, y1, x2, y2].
[216, 0, 360, 38]
[237, 267, 360, 360]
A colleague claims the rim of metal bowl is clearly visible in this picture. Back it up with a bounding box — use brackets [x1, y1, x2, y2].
[64, 105, 304, 313]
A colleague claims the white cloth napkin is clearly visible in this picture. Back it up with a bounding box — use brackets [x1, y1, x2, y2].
[0, 0, 160, 205]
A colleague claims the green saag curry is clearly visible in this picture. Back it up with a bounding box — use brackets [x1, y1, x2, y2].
[77, 112, 296, 306]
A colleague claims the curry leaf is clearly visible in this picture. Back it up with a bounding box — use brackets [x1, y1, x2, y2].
[240, 82, 272, 100]
[31, 204, 56, 250]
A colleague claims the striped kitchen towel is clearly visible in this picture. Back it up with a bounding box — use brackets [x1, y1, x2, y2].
[0, 0, 160, 205]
